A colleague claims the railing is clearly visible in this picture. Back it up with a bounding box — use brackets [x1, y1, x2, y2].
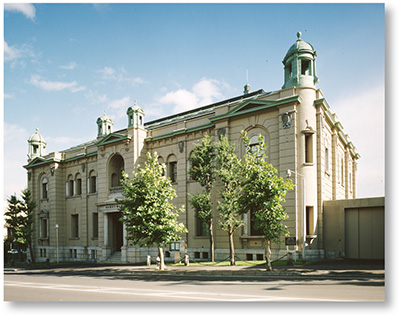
[109, 186, 123, 194]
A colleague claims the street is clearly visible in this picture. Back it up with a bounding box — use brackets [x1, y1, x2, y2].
[4, 269, 384, 302]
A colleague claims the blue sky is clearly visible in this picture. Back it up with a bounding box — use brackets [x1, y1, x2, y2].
[3, 2, 385, 202]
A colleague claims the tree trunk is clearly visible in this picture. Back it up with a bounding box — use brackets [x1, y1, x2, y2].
[265, 240, 272, 271]
[229, 227, 235, 266]
[158, 247, 165, 271]
[209, 218, 215, 262]
[29, 244, 35, 264]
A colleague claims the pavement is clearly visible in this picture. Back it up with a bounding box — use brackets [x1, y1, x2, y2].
[4, 259, 385, 280]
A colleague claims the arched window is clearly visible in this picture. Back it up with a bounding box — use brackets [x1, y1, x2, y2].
[41, 177, 48, 199]
[88, 170, 97, 194]
[108, 154, 124, 189]
[75, 173, 82, 196]
[167, 154, 177, 183]
[66, 174, 74, 197]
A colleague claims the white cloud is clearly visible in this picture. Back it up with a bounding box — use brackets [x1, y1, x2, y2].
[108, 96, 132, 120]
[84, 90, 108, 104]
[5, 3, 36, 20]
[59, 62, 77, 70]
[157, 78, 230, 114]
[4, 41, 21, 62]
[4, 93, 14, 99]
[30, 75, 86, 93]
[96, 66, 146, 86]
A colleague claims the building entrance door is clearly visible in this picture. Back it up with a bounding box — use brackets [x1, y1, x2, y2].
[109, 212, 124, 253]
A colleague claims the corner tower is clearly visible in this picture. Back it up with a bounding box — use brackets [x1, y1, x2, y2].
[97, 112, 114, 137]
[282, 32, 318, 89]
[28, 128, 47, 161]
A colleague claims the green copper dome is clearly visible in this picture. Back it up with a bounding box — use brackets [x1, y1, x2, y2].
[283, 32, 316, 64]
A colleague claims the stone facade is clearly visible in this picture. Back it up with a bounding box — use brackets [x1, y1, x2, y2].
[24, 34, 359, 263]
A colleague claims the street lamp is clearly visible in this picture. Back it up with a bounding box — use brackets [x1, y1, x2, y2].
[286, 169, 306, 262]
[55, 224, 59, 264]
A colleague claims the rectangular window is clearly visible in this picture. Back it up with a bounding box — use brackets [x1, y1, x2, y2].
[42, 183, 48, 199]
[306, 206, 314, 235]
[40, 218, 48, 238]
[92, 213, 98, 238]
[71, 214, 79, 238]
[169, 162, 177, 183]
[246, 253, 253, 261]
[196, 215, 209, 237]
[305, 134, 313, 163]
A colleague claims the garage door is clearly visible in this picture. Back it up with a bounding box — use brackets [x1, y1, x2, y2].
[345, 207, 384, 259]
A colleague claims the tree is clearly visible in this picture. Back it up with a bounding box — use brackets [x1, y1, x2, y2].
[4, 190, 36, 263]
[215, 135, 244, 266]
[20, 189, 37, 263]
[5, 194, 21, 261]
[188, 133, 216, 261]
[116, 152, 187, 270]
[240, 132, 294, 271]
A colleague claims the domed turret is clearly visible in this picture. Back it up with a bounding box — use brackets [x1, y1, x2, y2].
[97, 111, 113, 137]
[282, 32, 318, 89]
[127, 101, 145, 128]
[28, 128, 47, 161]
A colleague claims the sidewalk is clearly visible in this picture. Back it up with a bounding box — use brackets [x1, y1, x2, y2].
[6, 259, 384, 280]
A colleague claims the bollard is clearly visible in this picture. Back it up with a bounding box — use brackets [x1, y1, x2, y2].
[147, 255, 151, 266]
[184, 254, 189, 267]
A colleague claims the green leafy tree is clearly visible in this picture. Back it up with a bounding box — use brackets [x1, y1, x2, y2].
[188, 133, 216, 261]
[116, 152, 187, 270]
[215, 135, 244, 266]
[240, 132, 294, 271]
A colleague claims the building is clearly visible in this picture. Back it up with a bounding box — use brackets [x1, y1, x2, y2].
[24, 33, 361, 263]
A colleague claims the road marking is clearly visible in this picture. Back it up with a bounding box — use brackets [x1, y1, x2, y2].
[4, 280, 363, 302]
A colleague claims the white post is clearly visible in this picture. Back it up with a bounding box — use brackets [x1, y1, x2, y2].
[55, 224, 59, 264]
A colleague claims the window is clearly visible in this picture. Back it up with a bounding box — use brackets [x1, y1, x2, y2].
[305, 133, 313, 163]
[301, 59, 311, 75]
[75, 174, 82, 196]
[249, 135, 261, 156]
[40, 217, 48, 239]
[67, 175, 74, 197]
[341, 158, 344, 185]
[250, 209, 263, 236]
[89, 171, 97, 193]
[71, 214, 79, 238]
[306, 206, 314, 235]
[196, 214, 209, 237]
[92, 213, 98, 238]
[33, 145, 38, 154]
[325, 147, 329, 172]
[169, 161, 177, 183]
[108, 154, 124, 189]
[42, 177, 48, 199]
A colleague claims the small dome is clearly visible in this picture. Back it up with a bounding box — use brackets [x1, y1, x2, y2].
[98, 111, 113, 123]
[283, 33, 316, 63]
[29, 128, 46, 143]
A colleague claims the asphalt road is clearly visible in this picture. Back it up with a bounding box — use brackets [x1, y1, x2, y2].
[4, 269, 384, 302]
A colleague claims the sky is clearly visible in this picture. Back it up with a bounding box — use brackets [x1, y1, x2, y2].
[2, 2, 386, 204]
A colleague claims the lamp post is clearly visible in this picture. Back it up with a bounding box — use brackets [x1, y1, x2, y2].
[55, 224, 59, 264]
[286, 169, 306, 262]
